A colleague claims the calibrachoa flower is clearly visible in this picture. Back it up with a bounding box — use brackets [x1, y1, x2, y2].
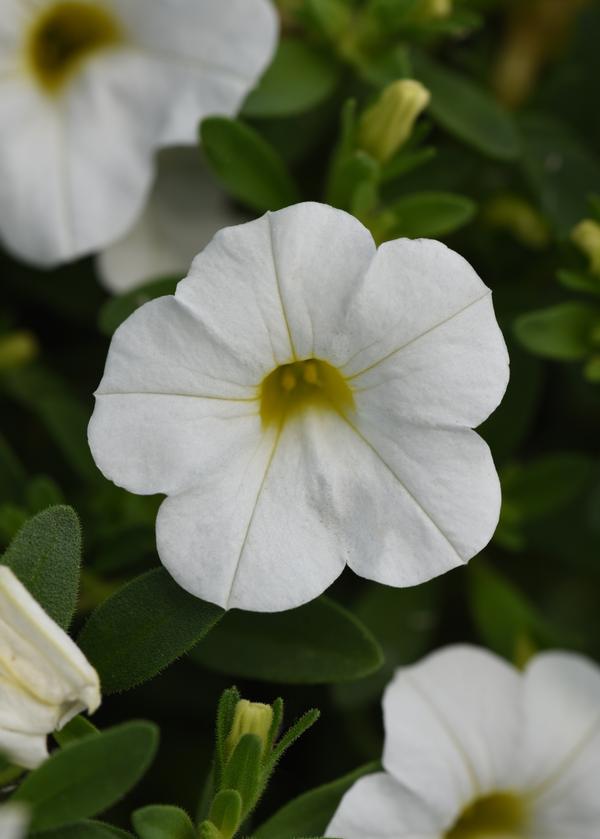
[97, 147, 245, 294]
[327, 645, 600, 839]
[0, 805, 28, 839]
[0, 566, 100, 769]
[88, 202, 508, 612]
[0, 0, 276, 266]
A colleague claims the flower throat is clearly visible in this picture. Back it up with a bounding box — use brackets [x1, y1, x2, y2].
[446, 792, 526, 838]
[27, 1, 121, 93]
[260, 359, 354, 426]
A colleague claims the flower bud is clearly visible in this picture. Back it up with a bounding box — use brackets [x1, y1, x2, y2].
[0, 331, 38, 371]
[358, 79, 430, 163]
[571, 219, 600, 276]
[0, 566, 101, 769]
[225, 699, 273, 760]
[422, 0, 453, 19]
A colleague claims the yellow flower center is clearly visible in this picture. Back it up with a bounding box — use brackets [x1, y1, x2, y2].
[260, 359, 354, 426]
[446, 792, 526, 838]
[27, 1, 122, 93]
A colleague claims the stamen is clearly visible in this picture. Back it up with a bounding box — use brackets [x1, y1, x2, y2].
[27, 2, 122, 93]
[260, 358, 354, 426]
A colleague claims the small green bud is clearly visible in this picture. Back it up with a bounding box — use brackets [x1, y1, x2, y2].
[358, 79, 430, 163]
[0, 331, 38, 371]
[225, 699, 273, 761]
[421, 0, 453, 19]
[572, 219, 600, 276]
[484, 194, 550, 250]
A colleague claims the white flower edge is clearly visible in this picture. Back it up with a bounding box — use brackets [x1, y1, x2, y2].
[327, 645, 600, 838]
[89, 203, 509, 612]
[0, 566, 100, 769]
[0, 804, 29, 839]
[0, 0, 277, 266]
[96, 147, 247, 294]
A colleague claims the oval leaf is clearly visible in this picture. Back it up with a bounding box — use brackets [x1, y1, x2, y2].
[200, 117, 300, 212]
[514, 302, 600, 361]
[386, 191, 476, 239]
[35, 821, 133, 838]
[243, 39, 341, 118]
[78, 568, 223, 694]
[13, 722, 158, 831]
[253, 762, 379, 839]
[132, 805, 196, 839]
[2, 505, 81, 629]
[190, 596, 383, 684]
[413, 51, 520, 161]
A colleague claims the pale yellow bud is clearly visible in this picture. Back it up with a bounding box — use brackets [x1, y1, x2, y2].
[422, 0, 453, 19]
[0, 331, 38, 371]
[572, 219, 600, 276]
[358, 80, 430, 164]
[225, 699, 273, 759]
[484, 195, 550, 250]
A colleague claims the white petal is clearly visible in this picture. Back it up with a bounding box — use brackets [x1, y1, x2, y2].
[518, 653, 600, 837]
[326, 773, 443, 839]
[382, 646, 520, 823]
[179, 203, 376, 367]
[340, 238, 509, 428]
[108, 0, 278, 144]
[156, 410, 349, 611]
[0, 805, 29, 839]
[342, 409, 501, 584]
[0, 567, 100, 769]
[97, 148, 246, 293]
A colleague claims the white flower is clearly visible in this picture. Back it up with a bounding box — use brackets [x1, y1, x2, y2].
[0, 805, 28, 839]
[88, 202, 508, 612]
[0, 0, 277, 266]
[327, 645, 600, 839]
[0, 566, 100, 769]
[97, 147, 246, 294]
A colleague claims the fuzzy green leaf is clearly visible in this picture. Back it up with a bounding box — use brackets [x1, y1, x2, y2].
[34, 821, 134, 838]
[13, 722, 158, 831]
[78, 568, 223, 694]
[253, 762, 379, 839]
[191, 596, 383, 684]
[132, 805, 196, 839]
[385, 191, 476, 239]
[514, 302, 600, 361]
[2, 505, 81, 629]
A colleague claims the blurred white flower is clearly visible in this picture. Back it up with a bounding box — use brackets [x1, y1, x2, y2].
[327, 645, 600, 839]
[0, 566, 100, 769]
[97, 147, 245, 294]
[0, 805, 28, 839]
[0, 0, 277, 266]
[88, 202, 508, 612]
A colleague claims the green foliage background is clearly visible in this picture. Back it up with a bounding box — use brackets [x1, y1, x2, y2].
[1, 0, 600, 835]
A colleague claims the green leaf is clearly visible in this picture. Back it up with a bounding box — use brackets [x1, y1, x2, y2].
[132, 805, 196, 839]
[253, 762, 379, 839]
[209, 789, 242, 838]
[13, 722, 158, 831]
[520, 114, 600, 235]
[222, 734, 262, 817]
[78, 568, 223, 694]
[1, 364, 98, 482]
[53, 716, 99, 749]
[190, 596, 383, 684]
[514, 302, 600, 361]
[243, 39, 341, 118]
[506, 454, 593, 519]
[385, 191, 476, 239]
[34, 821, 133, 838]
[412, 51, 520, 161]
[98, 278, 178, 337]
[200, 117, 300, 213]
[2, 506, 81, 629]
[557, 269, 600, 296]
[468, 563, 562, 662]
